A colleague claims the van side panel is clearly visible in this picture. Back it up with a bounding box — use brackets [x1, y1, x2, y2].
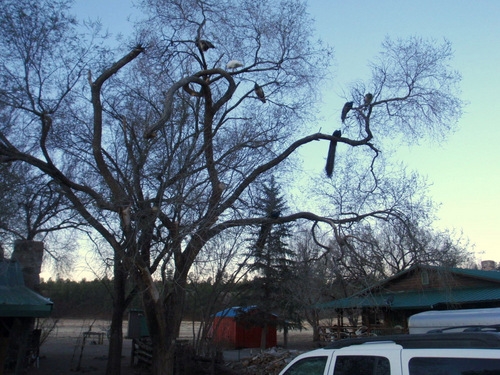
[401, 349, 500, 375]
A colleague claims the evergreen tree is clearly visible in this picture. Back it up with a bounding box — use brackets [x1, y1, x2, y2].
[246, 177, 298, 347]
[251, 177, 293, 291]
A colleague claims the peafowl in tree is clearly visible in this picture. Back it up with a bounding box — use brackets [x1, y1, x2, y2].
[364, 93, 373, 106]
[196, 39, 215, 51]
[325, 129, 341, 178]
[341, 102, 353, 123]
[254, 83, 266, 103]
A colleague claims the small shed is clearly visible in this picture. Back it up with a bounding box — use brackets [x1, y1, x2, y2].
[211, 306, 277, 349]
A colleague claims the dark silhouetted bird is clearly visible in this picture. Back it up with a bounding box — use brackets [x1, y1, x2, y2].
[254, 83, 266, 103]
[325, 129, 341, 178]
[341, 102, 353, 123]
[255, 224, 271, 253]
[196, 39, 215, 51]
[364, 93, 373, 106]
[144, 130, 157, 139]
[255, 211, 280, 252]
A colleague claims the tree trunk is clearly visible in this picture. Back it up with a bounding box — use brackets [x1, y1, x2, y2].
[106, 261, 126, 375]
[283, 324, 288, 348]
[107, 306, 124, 375]
[260, 323, 268, 350]
[136, 266, 188, 375]
[151, 340, 175, 375]
[142, 298, 173, 375]
[312, 324, 320, 343]
[307, 309, 321, 343]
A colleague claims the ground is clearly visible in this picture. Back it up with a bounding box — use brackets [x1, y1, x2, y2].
[22, 319, 316, 375]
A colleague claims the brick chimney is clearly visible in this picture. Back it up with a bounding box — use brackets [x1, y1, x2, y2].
[481, 260, 497, 271]
[11, 240, 44, 292]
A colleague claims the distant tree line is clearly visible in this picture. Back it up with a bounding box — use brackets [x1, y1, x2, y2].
[39, 277, 282, 321]
[40, 278, 116, 319]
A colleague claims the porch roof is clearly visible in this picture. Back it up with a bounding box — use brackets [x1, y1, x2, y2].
[0, 260, 53, 317]
[318, 286, 500, 310]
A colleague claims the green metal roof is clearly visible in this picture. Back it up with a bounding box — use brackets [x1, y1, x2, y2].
[352, 265, 500, 298]
[318, 265, 500, 311]
[448, 267, 500, 282]
[0, 260, 53, 317]
[319, 287, 500, 310]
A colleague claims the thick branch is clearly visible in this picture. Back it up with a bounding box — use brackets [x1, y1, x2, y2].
[89, 46, 144, 205]
[144, 68, 236, 139]
[218, 132, 377, 216]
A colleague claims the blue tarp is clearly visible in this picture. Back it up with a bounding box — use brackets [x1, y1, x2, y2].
[215, 306, 258, 317]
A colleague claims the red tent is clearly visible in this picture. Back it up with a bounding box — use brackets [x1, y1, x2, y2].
[211, 306, 277, 348]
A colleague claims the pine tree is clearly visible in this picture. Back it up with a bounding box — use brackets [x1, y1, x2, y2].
[246, 177, 297, 348]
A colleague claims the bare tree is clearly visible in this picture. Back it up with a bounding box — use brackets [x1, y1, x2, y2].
[344, 36, 462, 144]
[316, 160, 472, 282]
[288, 227, 338, 343]
[0, 1, 128, 372]
[0, 0, 331, 372]
[335, 219, 473, 280]
[0, 162, 82, 273]
[187, 228, 251, 356]
[289, 160, 472, 342]
[0, 0, 464, 374]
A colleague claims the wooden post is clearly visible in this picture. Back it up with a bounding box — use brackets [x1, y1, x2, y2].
[283, 324, 288, 348]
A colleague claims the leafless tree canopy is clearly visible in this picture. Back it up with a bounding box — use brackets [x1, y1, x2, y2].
[345, 37, 463, 144]
[0, 0, 465, 373]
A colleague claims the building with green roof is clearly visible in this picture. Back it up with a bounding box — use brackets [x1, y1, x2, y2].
[0, 259, 53, 372]
[317, 264, 500, 339]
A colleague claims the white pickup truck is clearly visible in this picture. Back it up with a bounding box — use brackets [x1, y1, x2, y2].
[278, 332, 500, 375]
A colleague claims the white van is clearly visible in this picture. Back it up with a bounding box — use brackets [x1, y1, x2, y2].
[278, 332, 500, 375]
[408, 307, 500, 334]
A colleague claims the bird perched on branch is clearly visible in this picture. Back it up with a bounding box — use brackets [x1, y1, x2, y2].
[144, 131, 157, 139]
[325, 129, 341, 178]
[364, 93, 373, 106]
[196, 39, 215, 51]
[341, 102, 353, 123]
[254, 83, 266, 103]
[255, 224, 271, 254]
[226, 60, 244, 70]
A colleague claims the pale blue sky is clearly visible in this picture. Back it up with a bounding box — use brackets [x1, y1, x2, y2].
[70, 0, 499, 271]
[306, 0, 500, 262]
